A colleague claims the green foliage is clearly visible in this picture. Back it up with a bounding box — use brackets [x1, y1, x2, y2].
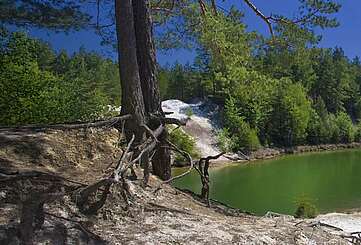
[333, 112, 355, 143]
[298, 0, 341, 28]
[0, 32, 119, 126]
[159, 63, 205, 101]
[306, 109, 330, 144]
[354, 122, 361, 143]
[268, 79, 312, 146]
[185, 107, 193, 118]
[217, 128, 234, 152]
[169, 126, 200, 163]
[156, 2, 361, 152]
[224, 98, 261, 152]
[0, 0, 91, 31]
[294, 195, 318, 219]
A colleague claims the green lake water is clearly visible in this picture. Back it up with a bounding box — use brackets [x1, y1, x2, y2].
[172, 149, 361, 215]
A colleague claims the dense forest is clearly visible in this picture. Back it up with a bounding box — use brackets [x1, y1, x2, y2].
[159, 19, 361, 150]
[0, 30, 120, 125]
[3, 8, 361, 152]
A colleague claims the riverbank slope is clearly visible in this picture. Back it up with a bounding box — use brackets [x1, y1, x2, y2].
[0, 127, 349, 244]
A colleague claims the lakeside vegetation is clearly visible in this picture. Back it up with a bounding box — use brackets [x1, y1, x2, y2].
[158, 10, 361, 151]
[3, 11, 361, 154]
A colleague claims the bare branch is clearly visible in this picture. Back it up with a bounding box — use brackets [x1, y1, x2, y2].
[163, 117, 187, 126]
[96, 0, 100, 27]
[0, 115, 132, 132]
[142, 124, 159, 143]
[114, 134, 135, 176]
[211, 0, 218, 15]
[243, 0, 274, 37]
[162, 140, 194, 184]
[198, 0, 207, 16]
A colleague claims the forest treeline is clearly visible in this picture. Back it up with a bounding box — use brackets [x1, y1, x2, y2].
[2, 8, 361, 150]
[0, 30, 120, 125]
[159, 12, 361, 151]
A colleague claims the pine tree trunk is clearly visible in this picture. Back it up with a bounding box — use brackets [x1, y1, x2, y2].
[132, 0, 171, 180]
[115, 0, 146, 143]
[132, 0, 161, 114]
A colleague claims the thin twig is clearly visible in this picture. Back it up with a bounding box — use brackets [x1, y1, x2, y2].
[162, 140, 194, 184]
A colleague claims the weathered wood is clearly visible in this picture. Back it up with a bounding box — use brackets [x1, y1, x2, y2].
[149, 114, 187, 126]
[0, 115, 131, 132]
[0, 169, 86, 187]
[197, 152, 225, 205]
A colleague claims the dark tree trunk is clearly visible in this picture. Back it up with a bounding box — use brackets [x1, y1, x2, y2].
[132, 0, 171, 180]
[132, 0, 161, 114]
[115, 0, 146, 143]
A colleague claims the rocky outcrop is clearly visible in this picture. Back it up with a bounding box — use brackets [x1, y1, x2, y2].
[162, 99, 227, 160]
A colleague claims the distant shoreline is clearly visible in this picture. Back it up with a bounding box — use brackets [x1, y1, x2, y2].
[173, 142, 361, 168]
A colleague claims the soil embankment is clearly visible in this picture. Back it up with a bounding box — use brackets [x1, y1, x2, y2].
[0, 127, 349, 244]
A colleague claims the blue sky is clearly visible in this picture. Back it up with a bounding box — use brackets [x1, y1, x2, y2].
[25, 0, 361, 65]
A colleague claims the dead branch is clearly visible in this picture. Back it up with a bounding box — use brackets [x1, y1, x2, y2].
[130, 125, 164, 166]
[0, 169, 86, 187]
[75, 178, 113, 215]
[340, 234, 361, 245]
[150, 114, 187, 126]
[75, 125, 164, 214]
[0, 115, 131, 132]
[343, 232, 361, 245]
[198, 152, 226, 177]
[308, 221, 343, 231]
[144, 202, 191, 215]
[162, 140, 194, 184]
[142, 123, 159, 143]
[114, 134, 136, 175]
[197, 152, 225, 205]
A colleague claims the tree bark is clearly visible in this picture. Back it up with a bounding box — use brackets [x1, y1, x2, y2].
[132, 0, 171, 180]
[132, 0, 161, 114]
[115, 0, 146, 143]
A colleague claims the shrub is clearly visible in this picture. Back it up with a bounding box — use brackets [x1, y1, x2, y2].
[185, 107, 194, 118]
[224, 97, 261, 152]
[334, 112, 355, 143]
[237, 123, 261, 152]
[268, 79, 312, 146]
[306, 110, 326, 145]
[168, 126, 200, 163]
[217, 128, 231, 152]
[217, 128, 235, 152]
[294, 195, 318, 219]
[324, 113, 339, 143]
[354, 122, 361, 142]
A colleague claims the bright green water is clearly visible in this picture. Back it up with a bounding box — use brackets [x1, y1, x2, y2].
[173, 149, 361, 215]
